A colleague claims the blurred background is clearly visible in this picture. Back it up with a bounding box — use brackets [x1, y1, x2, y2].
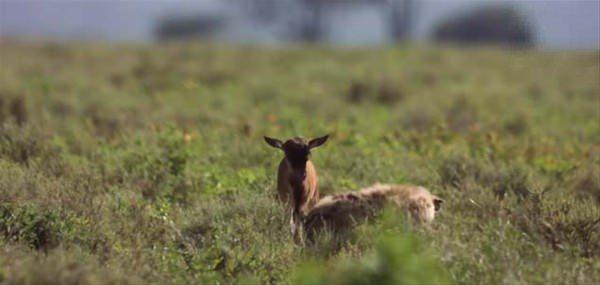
[1, 0, 599, 49]
[0, 1, 599, 284]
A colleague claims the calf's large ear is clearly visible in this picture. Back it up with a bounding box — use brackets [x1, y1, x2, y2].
[308, 135, 329, 149]
[433, 197, 444, 212]
[264, 136, 283, 149]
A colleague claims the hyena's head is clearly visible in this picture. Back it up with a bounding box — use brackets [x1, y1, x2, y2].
[407, 194, 443, 223]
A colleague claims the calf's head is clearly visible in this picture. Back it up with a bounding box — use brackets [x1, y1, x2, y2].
[264, 135, 329, 170]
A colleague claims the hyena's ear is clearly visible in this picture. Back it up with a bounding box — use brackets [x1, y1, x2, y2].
[433, 196, 444, 212]
[308, 134, 329, 149]
[264, 136, 283, 149]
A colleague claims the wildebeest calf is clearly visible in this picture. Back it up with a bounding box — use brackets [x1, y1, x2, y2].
[264, 135, 329, 239]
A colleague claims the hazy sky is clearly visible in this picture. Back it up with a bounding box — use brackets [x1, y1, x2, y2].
[1, 0, 598, 49]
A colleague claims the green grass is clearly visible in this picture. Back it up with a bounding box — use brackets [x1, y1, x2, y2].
[0, 41, 598, 284]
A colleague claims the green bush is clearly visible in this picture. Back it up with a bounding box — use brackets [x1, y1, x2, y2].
[0, 204, 74, 250]
[438, 152, 532, 199]
[295, 234, 448, 285]
[0, 124, 51, 165]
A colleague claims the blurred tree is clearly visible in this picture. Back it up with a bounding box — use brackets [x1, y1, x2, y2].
[433, 4, 534, 46]
[154, 14, 225, 41]
[390, 0, 415, 41]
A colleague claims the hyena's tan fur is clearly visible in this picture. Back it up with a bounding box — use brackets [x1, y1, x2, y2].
[303, 183, 443, 241]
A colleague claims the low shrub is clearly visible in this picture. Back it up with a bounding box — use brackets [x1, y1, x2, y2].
[0, 204, 74, 251]
[438, 153, 532, 199]
[295, 233, 448, 285]
[2, 246, 137, 285]
[509, 193, 600, 258]
[0, 124, 51, 165]
[345, 79, 405, 105]
[571, 163, 600, 203]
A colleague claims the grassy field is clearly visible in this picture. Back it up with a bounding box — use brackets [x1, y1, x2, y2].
[0, 41, 598, 284]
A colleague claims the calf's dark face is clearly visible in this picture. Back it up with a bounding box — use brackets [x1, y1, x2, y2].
[264, 135, 329, 170]
[283, 140, 310, 169]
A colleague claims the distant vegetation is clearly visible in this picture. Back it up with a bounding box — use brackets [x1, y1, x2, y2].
[0, 41, 598, 284]
[434, 4, 533, 45]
